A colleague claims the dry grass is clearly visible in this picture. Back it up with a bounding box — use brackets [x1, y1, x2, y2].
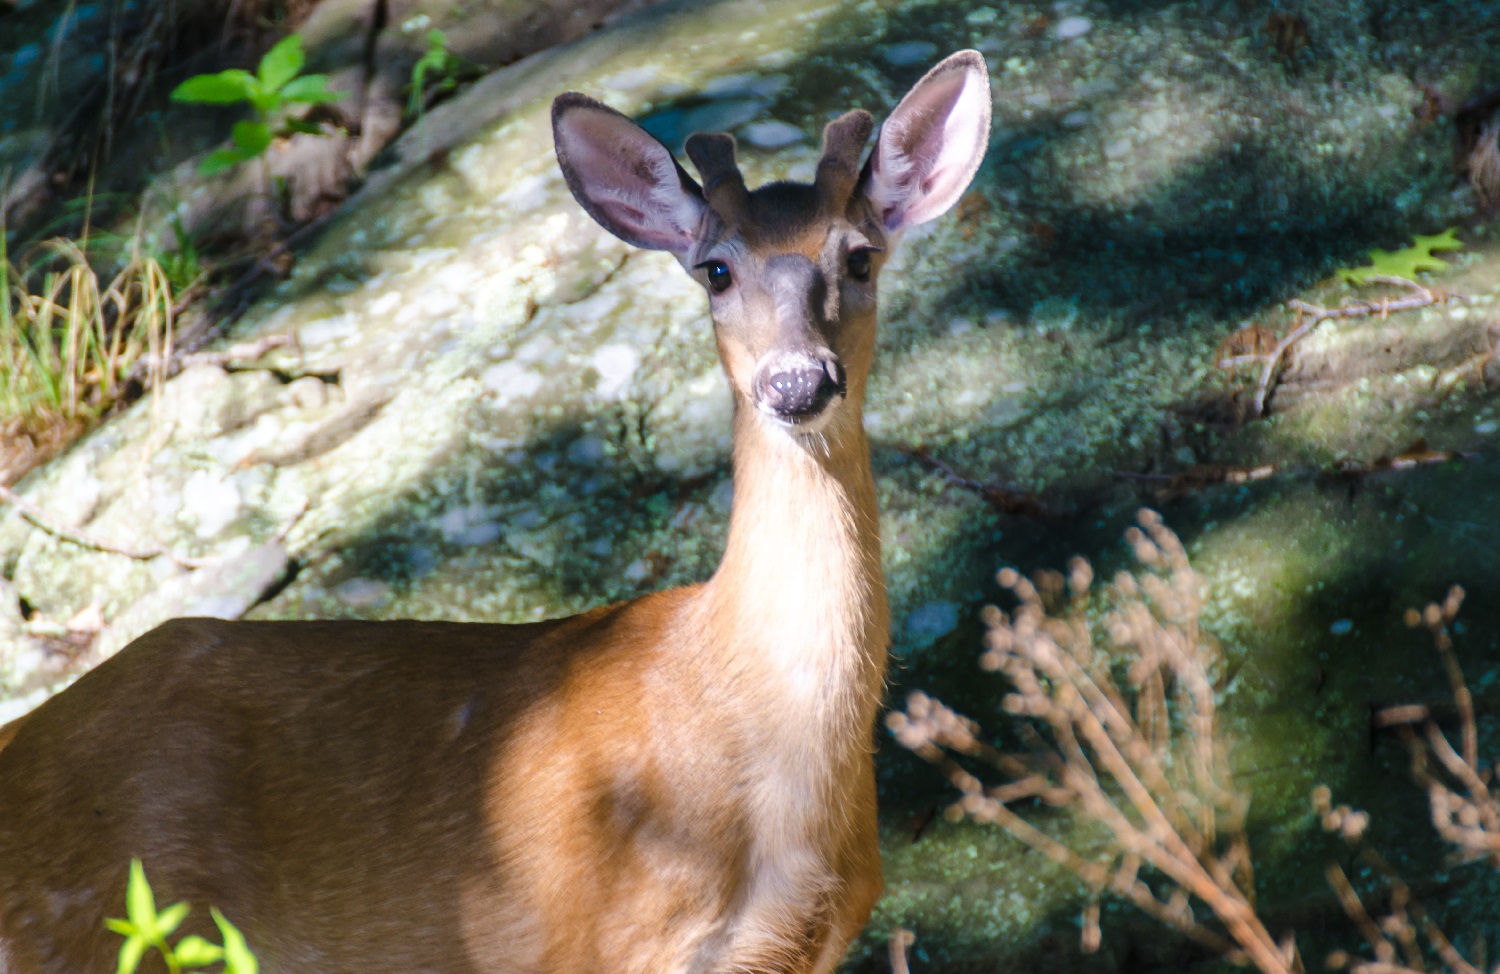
[0, 232, 175, 481]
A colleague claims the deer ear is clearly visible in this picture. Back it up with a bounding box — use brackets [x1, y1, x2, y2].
[861, 50, 992, 232]
[552, 93, 707, 257]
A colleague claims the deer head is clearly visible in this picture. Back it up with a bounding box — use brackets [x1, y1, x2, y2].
[552, 51, 992, 441]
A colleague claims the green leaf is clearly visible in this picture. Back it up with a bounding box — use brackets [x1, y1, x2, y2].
[247, 87, 282, 115]
[407, 31, 464, 119]
[171, 70, 256, 104]
[1337, 227, 1463, 284]
[104, 918, 138, 937]
[197, 146, 258, 175]
[230, 120, 273, 155]
[114, 934, 149, 974]
[171, 935, 225, 968]
[279, 74, 345, 104]
[213, 908, 260, 974]
[124, 860, 157, 935]
[155, 901, 190, 937]
[257, 35, 306, 93]
[282, 118, 325, 135]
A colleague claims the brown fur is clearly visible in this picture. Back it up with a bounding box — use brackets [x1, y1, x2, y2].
[0, 715, 25, 754]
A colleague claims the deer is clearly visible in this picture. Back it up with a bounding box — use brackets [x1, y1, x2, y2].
[0, 50, 991, 974]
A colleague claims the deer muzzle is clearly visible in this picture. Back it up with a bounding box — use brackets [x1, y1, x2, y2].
[754, 350, 846, 426]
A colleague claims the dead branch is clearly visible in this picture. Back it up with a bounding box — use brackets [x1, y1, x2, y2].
[1216, 276, 1454, 417]
[0, 488, 308, 572]
[1324, 850, 1485, 974]
[1397, 587, 1500, 870]
[126, 321, 302, 394]
[901, 446, 1057, 519]
[1324, 863, 1399, 969]
[0, 482, 212, 569]
[175, 333, 298, 371]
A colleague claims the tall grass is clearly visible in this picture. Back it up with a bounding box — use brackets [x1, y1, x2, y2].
[0, 232, 175, 429]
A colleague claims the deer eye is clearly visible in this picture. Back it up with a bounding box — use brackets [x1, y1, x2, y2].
[846, 248, 874, 282]
[696, 260, 733, 294]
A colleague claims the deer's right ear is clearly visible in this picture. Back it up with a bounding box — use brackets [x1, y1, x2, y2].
[552, 94, 707, 258]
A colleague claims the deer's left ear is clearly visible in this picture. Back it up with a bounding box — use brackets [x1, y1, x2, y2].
[860, 50, 992, 232]
[552, 93, 707, 258]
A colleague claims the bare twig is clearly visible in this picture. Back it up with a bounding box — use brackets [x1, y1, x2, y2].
[1325, 863, 1397, 968]
[1397, 587, 1500, 869]
[266, 497, 311, 547]
[0, 482, 210, 569]
[0, 484, 308, 572]
[1219, 277, 1457, 417]
[889, 929, 916, 974]
[902, 446, 1056, 519]
[174, 333, 298, 371]
[1325, 850, 1485, 974]
[130, 331, 299, 386]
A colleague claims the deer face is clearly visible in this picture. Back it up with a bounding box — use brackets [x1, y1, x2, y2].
[552, 51, 991, 439]
[682, 180, 884, 435]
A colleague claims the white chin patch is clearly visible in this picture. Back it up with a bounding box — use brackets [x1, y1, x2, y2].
[756, 397, 841, 436]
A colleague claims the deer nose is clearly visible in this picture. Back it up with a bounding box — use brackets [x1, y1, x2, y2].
[754, 352, 846, 423]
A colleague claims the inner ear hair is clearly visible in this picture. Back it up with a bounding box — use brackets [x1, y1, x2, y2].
[551, 92, 706, 255]
[861, 50, 992, 232]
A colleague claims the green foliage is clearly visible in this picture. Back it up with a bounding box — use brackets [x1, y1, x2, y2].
[1336, 227, 1463, 284]
[69, 212, 203, 295]
[406, 30, 476, 120]
[107, 860, 259, 974]
[158, 213, 203, 293]
[171, 35, 344, 175]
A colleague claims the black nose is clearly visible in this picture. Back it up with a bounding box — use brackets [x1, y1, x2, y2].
[755, 355, 845, 421]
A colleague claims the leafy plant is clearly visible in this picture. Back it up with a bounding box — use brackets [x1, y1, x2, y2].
[1336, 227, 1462, 285]
[157, 212, 203, 292]
[107, 859, 259, 974]
[406, 30, 477, 120]
[170, 34, 344, 175]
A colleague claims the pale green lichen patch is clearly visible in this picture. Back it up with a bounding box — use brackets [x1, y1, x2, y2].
[850, 818, 1085, 968]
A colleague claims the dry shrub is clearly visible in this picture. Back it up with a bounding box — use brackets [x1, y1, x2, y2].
[1325, 587, 1498, 974]
[889, 510, 1296, 972]
[891, 513, 1500, 974]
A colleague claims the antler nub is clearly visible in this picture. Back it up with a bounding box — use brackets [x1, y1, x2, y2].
[685, 132, 749, 229]
[815, 109, 873, 216]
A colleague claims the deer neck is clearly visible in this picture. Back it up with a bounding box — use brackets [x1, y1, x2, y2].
[698, 404, 889, 746]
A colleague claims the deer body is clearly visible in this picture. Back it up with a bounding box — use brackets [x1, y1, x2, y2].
[0, 52, 990, 974]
